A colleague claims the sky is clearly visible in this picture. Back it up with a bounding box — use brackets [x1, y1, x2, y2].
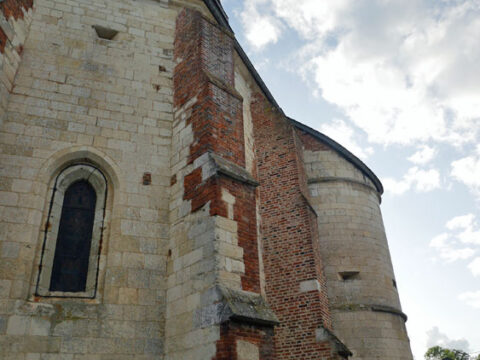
[220, 0, 480, 358]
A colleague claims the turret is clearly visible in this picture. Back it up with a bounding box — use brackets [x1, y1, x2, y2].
[294, 121, 413, 360]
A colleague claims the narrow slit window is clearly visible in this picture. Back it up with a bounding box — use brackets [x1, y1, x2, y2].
[93, 25, 119, 40]
[339, 271, 360, 281]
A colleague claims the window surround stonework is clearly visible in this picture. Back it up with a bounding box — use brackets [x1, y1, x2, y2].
[36, 164, 107, 298]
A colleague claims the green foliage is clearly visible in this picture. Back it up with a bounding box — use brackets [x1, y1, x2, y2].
[425, 346, 473, 360]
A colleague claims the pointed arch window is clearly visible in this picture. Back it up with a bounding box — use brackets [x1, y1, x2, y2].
[36, 164, 107, 298]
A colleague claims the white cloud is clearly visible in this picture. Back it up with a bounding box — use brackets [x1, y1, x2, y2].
[451, 146, 480, 200]
[240, 0, 283, 49]
[430, 214, 479, 266]
[319, 119, 373, 160]
[445, 213, 480, 246]
[245, 16, 282, 49]
[458, 291, 480, 309]
[446, 214, 476, 231]
[468, 258, 480, 277]
[240, 0, 480, 146]
[408, 145, 437, 165]
[429, 233, 475, 263]
[426, 326, 471, 352]
[383, 167, 441, 195]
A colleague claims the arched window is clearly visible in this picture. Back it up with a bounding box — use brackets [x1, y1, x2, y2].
[50, 180, 97, 292]
[36, 164, 107, 298]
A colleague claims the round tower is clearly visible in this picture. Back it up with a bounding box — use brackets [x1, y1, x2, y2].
[295, 124, 413, 360]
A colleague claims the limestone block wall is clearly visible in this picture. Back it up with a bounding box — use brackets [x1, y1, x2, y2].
[297, 129, 413, 360]
[0, 0, 175, 357]
[0, 0, 34, 127]
[234, 56, 256, 176]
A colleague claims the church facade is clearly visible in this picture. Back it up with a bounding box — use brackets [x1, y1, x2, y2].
[0, 0, 413, 359]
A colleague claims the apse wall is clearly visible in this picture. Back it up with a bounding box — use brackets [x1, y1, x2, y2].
[297, 128, 413, 360]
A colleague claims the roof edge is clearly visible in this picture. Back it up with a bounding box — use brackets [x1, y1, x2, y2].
[202, 1, 383, 194]
[203, 0, 230, 29]
[290, 118, 384, 195]
[202, 0, 284, 113]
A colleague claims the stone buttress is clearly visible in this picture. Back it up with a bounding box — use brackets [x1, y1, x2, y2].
[168, 7, 277, 360]
[0, 0, 414, 359]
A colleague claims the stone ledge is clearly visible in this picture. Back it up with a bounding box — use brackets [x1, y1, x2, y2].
[210, 153, 259, 187]
[219, 286, 278, 326]
[316, 326, 352, 358]
[194, 286, 278, 329]
[308, 176, 381, 202]
[205, 71, 243, 101]
[308, 176, 378, 193]
[332, 303, 408, 322]
[371, 304, 408, 322]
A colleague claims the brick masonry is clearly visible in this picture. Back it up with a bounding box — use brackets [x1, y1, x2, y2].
[251, 92, 344, 360]
[167, 8, 269, 359]
[213, 322, 275, 360]
[0, 0, 413, 359]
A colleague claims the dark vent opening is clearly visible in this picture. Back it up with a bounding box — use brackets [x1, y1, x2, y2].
[93, 25, 119, 40]
[339, 271, 360, 281]
[393, 279, 397, 289]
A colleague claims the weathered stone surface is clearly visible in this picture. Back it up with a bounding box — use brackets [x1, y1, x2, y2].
[0, 1, 412, 359]
[299, 129, 413, 359]
[237, 339, 260, 360]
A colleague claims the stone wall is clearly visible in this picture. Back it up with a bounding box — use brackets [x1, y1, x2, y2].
[0, 0, 34, 127]
[0, 0, 174, 357]
[297, 129, 413, 360]
[0, 0, 413, 359]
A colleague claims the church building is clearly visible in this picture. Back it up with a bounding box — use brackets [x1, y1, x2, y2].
[0, 0, 413, 359]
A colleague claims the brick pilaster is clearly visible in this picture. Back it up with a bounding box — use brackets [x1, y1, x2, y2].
[251, 93, 348, 359]
[172, 8, 275, 359]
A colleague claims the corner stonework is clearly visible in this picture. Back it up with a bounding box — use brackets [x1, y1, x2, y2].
[0, 0, 34, 126]
[166, 8, 277, 360]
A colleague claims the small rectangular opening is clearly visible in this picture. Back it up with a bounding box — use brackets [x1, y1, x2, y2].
[392, 279, 397, 289]
[338, 271, 360, 281]
[93, 25, 119, 40]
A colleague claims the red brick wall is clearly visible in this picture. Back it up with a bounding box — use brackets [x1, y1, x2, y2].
[174, 9, 261, 294]
[213, 322, 275, 360]
[175, 8, 347, 359]
[174, 9, 244, 167]
[251, 93, 338, 359]
[296, 129, 330, 152]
